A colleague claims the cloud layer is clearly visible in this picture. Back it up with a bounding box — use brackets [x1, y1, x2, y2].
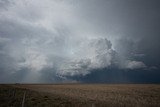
[1, 0, 159, 83]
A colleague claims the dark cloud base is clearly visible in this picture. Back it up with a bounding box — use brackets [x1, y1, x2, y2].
[1, 67, 160, 83]
[71, 68, 160, 84]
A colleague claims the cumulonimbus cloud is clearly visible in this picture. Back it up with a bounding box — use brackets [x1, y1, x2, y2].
[0, 0, 147, 82]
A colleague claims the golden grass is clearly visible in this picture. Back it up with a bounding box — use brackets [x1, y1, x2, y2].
[1, 84, 160, 107]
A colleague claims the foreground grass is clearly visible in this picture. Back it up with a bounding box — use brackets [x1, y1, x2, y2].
[0, 84, 160, 107]
[0, 85, 93, 107]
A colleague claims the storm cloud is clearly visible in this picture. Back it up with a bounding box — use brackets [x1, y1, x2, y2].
[0, 0, 160, 83]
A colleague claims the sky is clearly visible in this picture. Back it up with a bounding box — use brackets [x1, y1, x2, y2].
[0, 0, 160, 83]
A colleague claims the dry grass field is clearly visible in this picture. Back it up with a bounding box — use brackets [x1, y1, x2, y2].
[0, 84, 160, 107]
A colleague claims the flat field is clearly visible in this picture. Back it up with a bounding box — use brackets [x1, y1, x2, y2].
[0, 84, 160, 107]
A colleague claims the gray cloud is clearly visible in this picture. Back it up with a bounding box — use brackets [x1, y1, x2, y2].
[123, 60, 146, 70]
[0, 0, 159, 83]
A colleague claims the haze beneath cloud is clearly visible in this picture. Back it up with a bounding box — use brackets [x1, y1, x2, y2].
[0, 0, 160, 83]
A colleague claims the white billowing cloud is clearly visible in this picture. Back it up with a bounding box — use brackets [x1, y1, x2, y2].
[0, 0, 147, 82]
[58, 59, 91, 76]
[58, 38, 116, 76]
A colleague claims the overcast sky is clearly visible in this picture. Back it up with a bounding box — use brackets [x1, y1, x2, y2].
[0, 0, 160, 83]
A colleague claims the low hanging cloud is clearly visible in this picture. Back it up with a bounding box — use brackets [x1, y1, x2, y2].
[58, 38, 117, 76]
[18, 49, 53, 72]
[123, 60, 146, 70]
[0, 0, 148, 83]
